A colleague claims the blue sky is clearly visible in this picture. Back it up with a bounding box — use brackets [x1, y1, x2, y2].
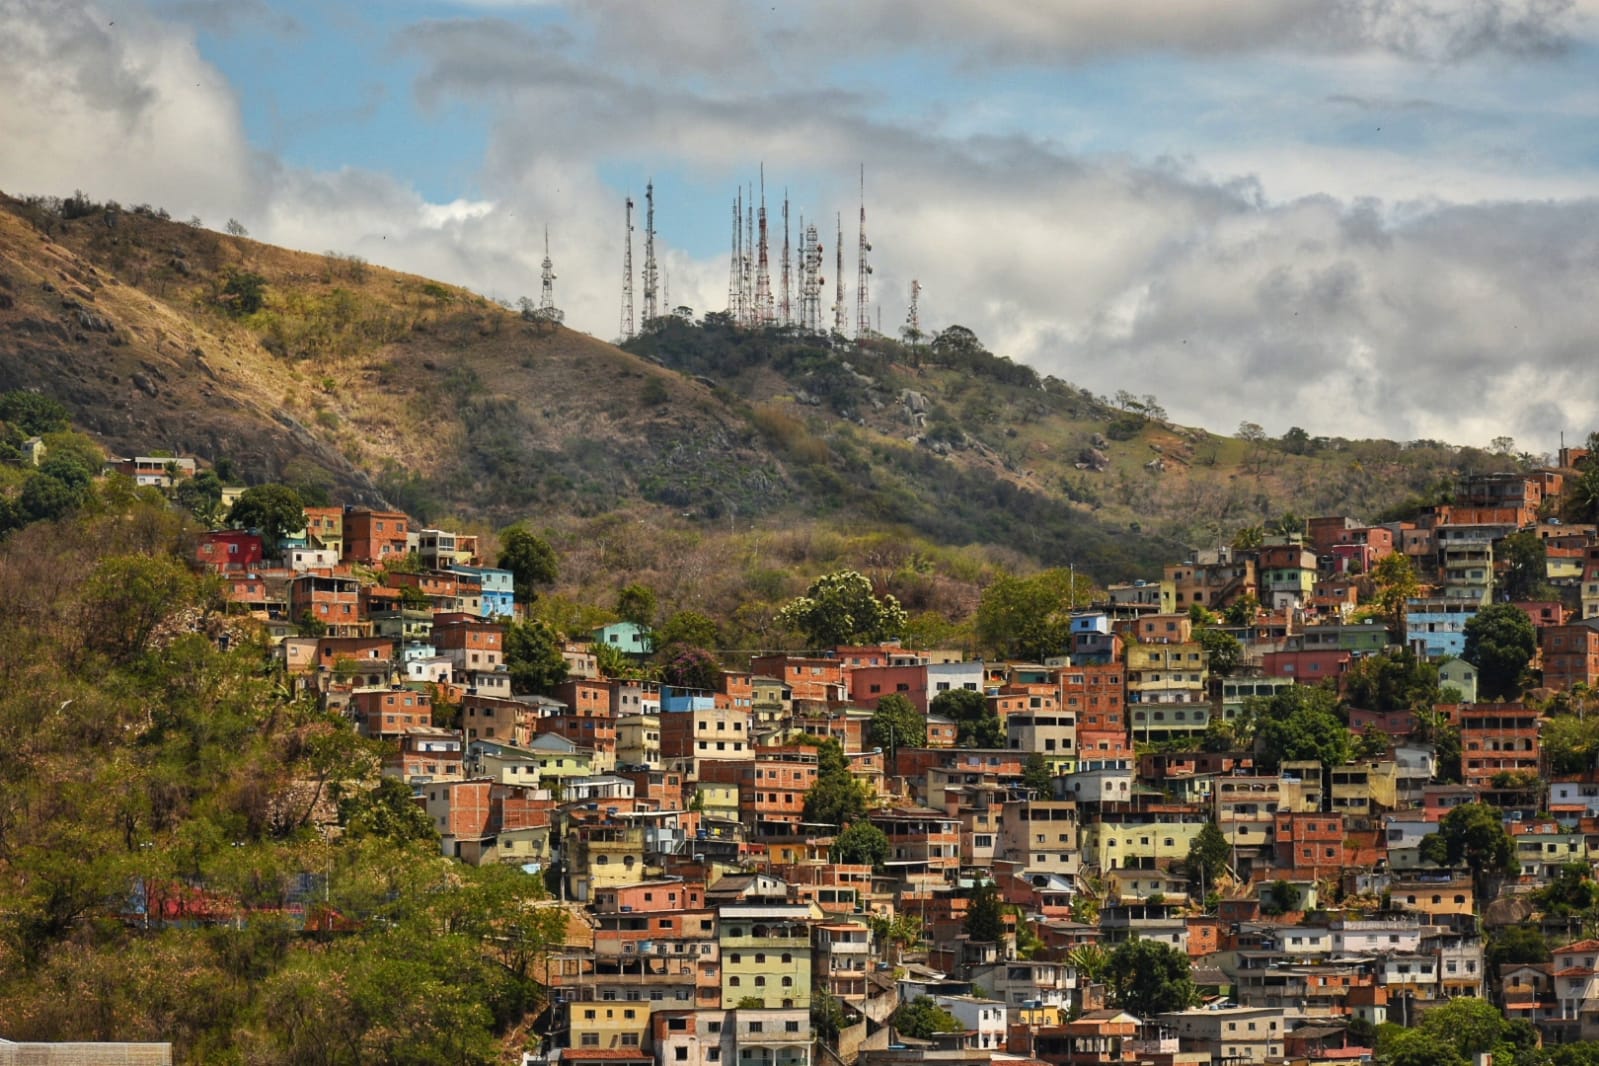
[4, 0, 1599, 450]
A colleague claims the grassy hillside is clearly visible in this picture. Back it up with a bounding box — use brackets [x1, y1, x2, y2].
[0, 190, 1523, 598]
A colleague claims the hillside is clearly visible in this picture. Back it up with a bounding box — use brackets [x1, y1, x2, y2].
[0, 190, 1522, 587]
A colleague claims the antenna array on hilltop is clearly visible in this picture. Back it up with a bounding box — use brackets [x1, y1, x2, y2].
[616, 163, 912, 343]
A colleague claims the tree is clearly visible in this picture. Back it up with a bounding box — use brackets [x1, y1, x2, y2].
[1417, 996, 1512, 1058]
[615, 583, 657, 627]
[82, 553, 198, 663]
[869, 694, 925, 764]
[1371, 552, 1420, 644]
[654, 609, 720, 650]
[1260, 880, 1302, 916]
[1185, 822, 1230, 891]
[340, 777, 439, 845]
[497, 526, 558, 603]
[778, 570, 906, 648]
[219, 269, 266, 316]
[225, 218, 248, 237]
[1463, 603, 1537, 700]
[1380, 1027, 1469, 1066]
[1022, 752, 1054, 797]
[802, 739, 869, 828]
[1542, 714, 1599, 775]
[227, 484, 306, 551]
[1354, 725, 1392, 760]
[1194, 626, 1242, 678]
[1500, 530, 1553, 602]
[504, 619, 569, 695]
[1252, 684, 1350, 773]
[0, 390, 70, 435]
[1486, 925, 1551, 967]
[869, 912, 923, 964]
[931, 687, 1002, 748]
[1420, 802, 1518, 896]
[964, 878, 1006, 943]
[892, 996, 961, 1039]
[1532, 863, 1599, 918]
[1106, 938, 1195, 1019]
[174, 469, 224, 525]
[831, 821, 890, 867]
[975, 569, 1093, 660]
[1564, 433, 1599, 524]
[660, 645, 721, 692]
[1344, 648, 1439, 712]
[1223, 593, 1260, 626]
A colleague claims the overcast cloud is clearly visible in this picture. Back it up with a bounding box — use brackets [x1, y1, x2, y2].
[2, 0, 1597, 452]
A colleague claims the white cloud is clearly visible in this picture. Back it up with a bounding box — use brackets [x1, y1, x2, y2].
[3, 0, 1598, 459]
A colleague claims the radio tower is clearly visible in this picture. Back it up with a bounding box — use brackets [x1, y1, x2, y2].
[780, 193, 792, 326]
[642, 180, 659, 325]
[906, 279, 921, 341]
[833, 214, 846, 334]
[743, 189, 755, 326]
[754, 167, 773, 326]
[727, 190, 742, 322]
[800, 217, 822, 332]
[620, 195, 635, 340]
[539, 226, 560, 320]
[856, 165, 872, 339]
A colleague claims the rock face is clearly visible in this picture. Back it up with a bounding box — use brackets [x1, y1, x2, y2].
[1077, 447, 1110, 472]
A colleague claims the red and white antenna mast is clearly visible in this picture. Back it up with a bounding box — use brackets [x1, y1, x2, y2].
[642, 179, 658, 325]
[833, 213, 846, 335]
[755, 165, 773, 326]
[780, 191, 792, 327]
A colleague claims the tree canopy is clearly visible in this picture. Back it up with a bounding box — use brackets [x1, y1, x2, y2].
[802, 739, 870, 828]
[892, 996, 961, 1039]
[1344, 647, 1439, 712]
[931, 687, 1002, 748]
[226, 483, 306, 550]
[1420, 801, 1518, 895]
[505, 618, 569, 695]
[1106, 938, 1195, 1019]
[497, 526, 559, 602]
[1462, 603, 1537, 701]
[964, 877, 1006, 943]
[1251, 684, 1350, 773]
[975, 568, 1093, 660]
[778, 569, 906, 648]
[868, 694, 925, 762]
[830, 821, 890, 868]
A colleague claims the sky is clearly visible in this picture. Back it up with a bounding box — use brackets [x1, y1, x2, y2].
[3, 0, 1599, 454]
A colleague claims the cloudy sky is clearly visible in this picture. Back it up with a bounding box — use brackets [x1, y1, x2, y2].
[4, 0, 1599, 452]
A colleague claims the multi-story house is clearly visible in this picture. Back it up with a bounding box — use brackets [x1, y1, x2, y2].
[718, 901, 815, 1009]
[1063, 664, 1129, 759]
[343, 507, 411, 564]
[999, 798, 1079, 879]
[1165, 547, 1258, 612]
[348, 686, 432, 740]
[1454, 702, 1540, 790]
[1544, 620, 1599, 693]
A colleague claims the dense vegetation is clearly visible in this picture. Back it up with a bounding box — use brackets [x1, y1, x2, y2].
[0, 473, 565, 1062]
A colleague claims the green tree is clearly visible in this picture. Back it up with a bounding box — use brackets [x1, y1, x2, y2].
[1371, 552, 1420, 644]
[219, 269, 267, 315]
[1252, 684, 1350, 773]
[339, 777, 439, 845]
[1500, 530, 1554, 602]
[1463, 603, 1537, 700]
[18, 470, 89, 523]
[869, 694, 925, 763]
[504, 618, 569, 695]
[931, 687, 1002, 748]
[1420, 802, 1518, 897]
[227, 484, 306, 552]
[1022, 752, 1054, 796]
[1563, 433, 1599, 523]
[1223, 593, 1260, 626]
[1344, 647, 1439, 711]
[892, 996, 961, 1039]
[0, 390, 70, 435]
[497, 526, 559, 603]
[82, 553, 199, 664]
[1417, 996, 1512, 1057]
[1106, 938, 1195, 1019]
[802, 739, 869, 828]
[174, 469, 224, 526]
[964, 878, 1006, 943]
[778, 569, 907, 649]
[1543, 714, 1599, 775]
[869, 912, 923, 964]
[1380, 1027, 1469, 1066]
[1532, 863, 1599, 918]
[1260, 880, 1302, 916]
[1195, 626, 1242, 678]
[1354, 725, 1393, 760]
[615, 583, 657, 627]
[975, 569, 1093, 660]
[1486, 925, 1551, 967]
[654, 609, 720, 652]
[1185, 822, 1231, 891]
[830, 821, 890, 868]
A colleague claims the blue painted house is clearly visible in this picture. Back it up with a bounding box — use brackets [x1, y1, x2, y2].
[591, 622, 656, 657]
[451, 565, 517, 619]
